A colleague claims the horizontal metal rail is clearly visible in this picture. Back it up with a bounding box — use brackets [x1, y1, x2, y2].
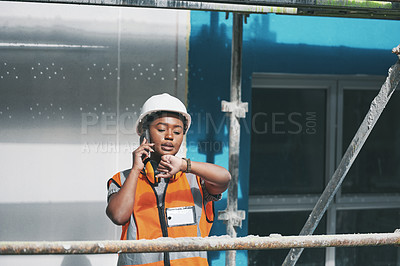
[3, 0, 400, 19]
[1, 231, 399, 255]
[1, 0, 298, 14]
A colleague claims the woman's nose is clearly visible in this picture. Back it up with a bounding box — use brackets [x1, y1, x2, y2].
[165, 129, 173, 140]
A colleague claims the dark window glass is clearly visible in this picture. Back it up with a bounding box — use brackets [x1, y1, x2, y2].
[342, 90, 400, 194]
[250, 88, 326, 195]
[336, 209, 400, 265]
[248, 212, 326, 265]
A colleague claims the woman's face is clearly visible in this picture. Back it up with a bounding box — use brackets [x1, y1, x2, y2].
[148, 113, 184, 157]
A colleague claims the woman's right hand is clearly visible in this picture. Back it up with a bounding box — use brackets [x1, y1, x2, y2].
[131, 138, 154, 173]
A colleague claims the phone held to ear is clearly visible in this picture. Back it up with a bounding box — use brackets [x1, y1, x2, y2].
[140, 129, 151, 156]
[140, 129, 161, 184]
[140, 129, 151, 144]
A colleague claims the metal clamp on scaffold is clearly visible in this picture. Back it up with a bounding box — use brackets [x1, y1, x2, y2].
[393, 44, 400, 58]
[218, 209, 246, 228]
[395, 229, 400, 247]
[221, 100, 248, 118]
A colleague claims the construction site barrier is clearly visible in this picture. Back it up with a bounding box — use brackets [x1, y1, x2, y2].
[1, 230, 399, 255]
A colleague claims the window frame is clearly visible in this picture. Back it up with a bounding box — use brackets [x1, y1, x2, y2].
[249, 72, 400, 265]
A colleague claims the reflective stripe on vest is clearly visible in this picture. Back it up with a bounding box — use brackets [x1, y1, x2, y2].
[109, 169, 213, 266]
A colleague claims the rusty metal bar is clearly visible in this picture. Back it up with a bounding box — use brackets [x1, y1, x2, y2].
[1, 0, 298, 14]
[1, 231, 400, 255]
[3, 0, 400, 19]
[4, 0, 399, 10]
[219, 12, 247, 266]
[283, 49, 400, 266]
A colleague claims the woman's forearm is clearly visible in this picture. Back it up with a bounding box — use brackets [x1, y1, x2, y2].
[189, 161, 231, 195]
[106, 169, 140, 225]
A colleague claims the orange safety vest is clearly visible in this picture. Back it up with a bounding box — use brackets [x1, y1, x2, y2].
[107, 166, 215, 266]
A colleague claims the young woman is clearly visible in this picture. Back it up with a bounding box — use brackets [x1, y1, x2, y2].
[106, 93, 231, 266]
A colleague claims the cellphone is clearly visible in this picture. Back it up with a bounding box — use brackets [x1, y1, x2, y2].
[140, 129, 161, 183]
[140, 129, 151, 157]
[140, 129, 151, 143]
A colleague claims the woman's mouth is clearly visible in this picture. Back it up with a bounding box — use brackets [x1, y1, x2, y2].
[161, 143, 174, 151]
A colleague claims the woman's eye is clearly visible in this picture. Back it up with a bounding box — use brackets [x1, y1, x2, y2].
[158, 129, 165, 132]
[174, 131, 182, 135]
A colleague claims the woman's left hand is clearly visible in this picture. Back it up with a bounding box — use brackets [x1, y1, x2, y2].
[156, 155, 185, 179]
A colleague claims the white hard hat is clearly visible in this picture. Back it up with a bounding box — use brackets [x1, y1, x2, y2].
[135, 93, 191, 135]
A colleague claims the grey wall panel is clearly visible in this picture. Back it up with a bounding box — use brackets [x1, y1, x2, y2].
[0, 202, 115, 241]
[0, 3, 189, 265]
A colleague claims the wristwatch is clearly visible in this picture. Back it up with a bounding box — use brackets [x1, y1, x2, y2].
[182, 158, 191, 173]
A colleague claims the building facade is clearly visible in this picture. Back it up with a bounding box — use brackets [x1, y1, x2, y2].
[0, 2, 400, 265]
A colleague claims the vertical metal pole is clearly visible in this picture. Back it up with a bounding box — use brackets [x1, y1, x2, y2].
[226, 13, 242, 265]
[282, 51, 400, 266]
[219, 12, 247, 266]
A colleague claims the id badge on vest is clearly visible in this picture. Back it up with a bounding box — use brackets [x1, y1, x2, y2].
[166, 206, 196, 227]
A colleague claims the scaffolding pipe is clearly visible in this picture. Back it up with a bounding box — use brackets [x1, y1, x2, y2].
[218, 12, 247, 266]
[283, 47, 400, 266]
[1, 231, 400, 255]
[5, 0, 400, 18]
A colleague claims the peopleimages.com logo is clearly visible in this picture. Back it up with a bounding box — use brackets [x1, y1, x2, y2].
[81, 111, 318, 136]
[249, 111, 317, 135]
[188, 111, 318, 135]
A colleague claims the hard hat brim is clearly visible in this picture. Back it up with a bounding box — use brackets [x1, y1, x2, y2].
[135, 109, 191, 136]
